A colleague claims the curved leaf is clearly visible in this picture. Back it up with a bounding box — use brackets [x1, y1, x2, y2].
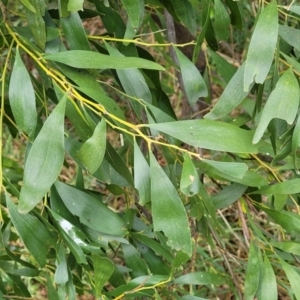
[18, 95, 66, 214]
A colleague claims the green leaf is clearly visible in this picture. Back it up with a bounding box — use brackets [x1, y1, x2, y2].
[244, 0, 278, 91]
[93, 255, 114, 297]
[150, 152, 192, 256]
[244, 241, 261, 300]
[76, 118, 106, 174]
[44, 50, 165, 70]
[279, 25, 300, 52]
[272, 241, 300, 256]
[259, 204, 300, 234]
[6, 193, 52, 267]
[134, 139, 150, 205]
[121, 0, 144, 30]
[24, 0, 46, 49]
[20, 0, 36, 13]
[253, 68, 299, 144]
[214, 0, 230, 41]
[18, 95, 66, 214]
[60, 12, 90, 50]
[147, 120, 258, 153]
[174, 47, 208, 105]
[9, 48, 37, 139]
[180, 153, 200, 196]
[292, 115, 300, 172]
[255, 178, 300, 195]
[50, 210, 87, 264]
[54, 181, 126, 236]
[211, 183, 247, 209]
[174, 272, 227, 285]
[54, 243, 68, 284]
[122, 244, 148, 278]
[278, 256, 300, 300]
[205, 63, 250, 119]
[67, 0, 84, 12]
[257, 254, 277, 300]
[224, 0, 243, 30]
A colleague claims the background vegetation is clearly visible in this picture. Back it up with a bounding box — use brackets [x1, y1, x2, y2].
[1, 0, 300, 299]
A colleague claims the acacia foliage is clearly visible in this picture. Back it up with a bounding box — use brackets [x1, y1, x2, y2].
[1, 0, 300, 299]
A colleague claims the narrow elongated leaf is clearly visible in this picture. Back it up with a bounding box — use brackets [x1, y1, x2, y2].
[134, 139, 150, 205]
[54, 243, 68, 284]
[61, 12, 90, 50]
[174, 272, 227, 285]
[205, 64, 251, 120]
[18, 95, 66, 214]
[150, 152, 192, 256]
[121, 0, 144, 29]
[278, 257, 300, 300]
[244, 1, 278, 91]
[256, 178, 300, 195]
[24, 0, 46, 49]
[257, 254, 277, 300]
[174, 47, 208, 105]
[6, 193, 52, 267]
[272, 241, 300, 256]
[44, 50, 164, 70]
[214, 0, 230, 41]
[147, 120, 258, 153]
[180, 153, 200, 196]
[225, 0, 243, 29]
[292, 115, 300, 171]
[122, 244, 148, 278]
[9, 48, 37, 139]
[259, 205, 300, 234]
[76, 118, 106, 174]
[54, 181, 126, 236]
[253, 68, 299, 144]
[93, 255, 114, 296]
[244, 241, 261, 300]
[279, 25, 300, 52]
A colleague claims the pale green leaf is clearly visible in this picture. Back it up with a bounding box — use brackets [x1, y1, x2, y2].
[18, 95, 66, 214]
[150, 152, 192, 256]
[180, 153, 200, 196]
[279, 25, 300, 52]
[54, 243, 68, 284]
[67, 0, 84, 12]
[244, 241, 261, 300]
[278, 256, 300, 300]
[255, 178, 300, 195]
[9, 48, 37, 139]
[76, 118, 106, 174]
[134, 139, 150, 205]
[244, 1, 278, 91]
[272, 241, 300, 256]
[292, 115, 300, 172]
[44, 50, 165, 70]
[174, 47, 208, 105]
[93, 255, 114, 296]
[205, 63, 253, 120]
[174, 272, 227, 285]
[147, 120, 258, 153]
[257, 254, 277, 300]
[253, 68, 299, 144]
[20, 0, 36, 13]
[121, 0, 144, 29]
[54, 181, 126, 236]
[6, 193, 52, 267]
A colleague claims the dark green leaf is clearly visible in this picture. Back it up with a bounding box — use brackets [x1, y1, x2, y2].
[54, 181, 126, 236]
[6, 193, 52, 267]
[18, 95, 66, 214]
[9, 48, 37, 139]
